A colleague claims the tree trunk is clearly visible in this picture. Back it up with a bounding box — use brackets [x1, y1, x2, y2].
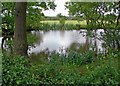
[14, 2, 28, 56]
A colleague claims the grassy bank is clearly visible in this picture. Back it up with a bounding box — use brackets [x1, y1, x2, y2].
[2, 51, 119, 85]
[40, 20, 86, 25]
[27, 20, 120, 31]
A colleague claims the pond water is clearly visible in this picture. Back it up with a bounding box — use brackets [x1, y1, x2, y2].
[0, 37, 3, 54]
[0, 37, 2, 48]
[0, 29, 105, 55]
[28, 29, 105, 55]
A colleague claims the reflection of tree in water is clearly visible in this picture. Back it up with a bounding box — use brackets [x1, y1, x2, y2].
[85, 29, 120, 54]
[36, 32, 43, 45]
[30, 31, 43, 46]
[69, 30, 101, 54]
[86, 29, 106, 54]
[29, 48, 57, 63]
[1, 36, 13, 54]
[32, 31, 43, 44]
[88, 30, 98, 53]
[69, 42, 89, 53]
[101, 29, 120, 53]
[60, 30, 65, 38]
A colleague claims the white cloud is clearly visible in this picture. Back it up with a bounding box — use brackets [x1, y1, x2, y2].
[42, 0, 70, 16]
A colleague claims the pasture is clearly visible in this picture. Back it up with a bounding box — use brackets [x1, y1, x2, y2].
[40, 20, 87, 25]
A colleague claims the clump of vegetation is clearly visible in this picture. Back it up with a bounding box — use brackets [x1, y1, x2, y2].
[2, 55, 40, 85]
[28, 23, 82, 31]
[50, 50, 96, 66]
[38, 52, 119, 84]
[2, 51, 119, 85]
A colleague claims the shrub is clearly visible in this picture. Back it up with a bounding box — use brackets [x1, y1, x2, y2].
[82, 62, 119, 84]
[80, 53, 119, 85]
[2, 55, 39, 85]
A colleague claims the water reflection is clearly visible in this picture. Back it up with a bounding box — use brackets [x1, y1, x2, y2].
[0, 29, 105, 56]
[0, 36, 13, 54]
[28, 29, 104, 55]
[0, 37, 3, 49]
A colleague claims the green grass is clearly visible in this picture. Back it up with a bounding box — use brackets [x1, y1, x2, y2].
[27, 19, 120, 31]
[41, 20, 87, 25]
[27, 20, 87, 30]
[40, 20, 120, 29]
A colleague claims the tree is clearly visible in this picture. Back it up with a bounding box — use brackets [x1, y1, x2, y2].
[65, 1, 120, 52]
[14, 2, 28, 56]
[57, 13, 66, 25]
[2, 2, 56, 32]
[2, 3, 15, 36]
[65, 2, 119, 29]
[116, 1, 120, 27]
[26, 2, 56, 29]
[1, 2, 56, 56]
[2, 2, 56, 56]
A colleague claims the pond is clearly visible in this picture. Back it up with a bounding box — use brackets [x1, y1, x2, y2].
[0, 29, 106, 56]
[28, 29, 105, 55]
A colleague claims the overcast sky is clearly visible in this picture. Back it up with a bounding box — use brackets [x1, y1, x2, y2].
[42, 0, 70, 16]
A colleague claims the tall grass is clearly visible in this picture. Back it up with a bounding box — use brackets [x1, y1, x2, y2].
[27, 20, 119, 31]
[27, 23, 85, 31]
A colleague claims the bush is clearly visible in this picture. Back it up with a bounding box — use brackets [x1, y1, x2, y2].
[2, 55, 39, 85]
[82, 61, 119, 84]
[79, 53, 119, 85]
[37, 62, 82, 84]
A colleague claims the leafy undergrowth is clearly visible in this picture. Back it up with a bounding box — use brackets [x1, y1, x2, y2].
[2, 51, 119, 85]
[2, 55, 40, 85]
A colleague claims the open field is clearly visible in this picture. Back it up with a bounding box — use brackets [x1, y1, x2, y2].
[40, 20, 87, 25]
[40, 20, 120, 29]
